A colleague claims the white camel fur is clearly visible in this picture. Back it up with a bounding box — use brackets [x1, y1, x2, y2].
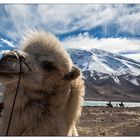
[0, 30, 85, 136]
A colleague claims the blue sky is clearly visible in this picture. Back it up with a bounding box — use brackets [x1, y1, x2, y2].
[0, 4, 140, 60]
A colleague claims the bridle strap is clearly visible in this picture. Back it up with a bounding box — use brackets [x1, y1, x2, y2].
[6, 52, 31, 136]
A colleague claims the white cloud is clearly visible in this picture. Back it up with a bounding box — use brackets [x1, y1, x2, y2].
[0, 4, 140, 40]
[0, 4, 140, 61]
[61, 34, 140, 55]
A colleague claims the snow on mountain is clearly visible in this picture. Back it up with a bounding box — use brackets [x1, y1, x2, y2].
[67, 49, 92, 70]
[67, 48, 140, 87]
[68, 48, 140, 74]
[0, 33, 16, 59]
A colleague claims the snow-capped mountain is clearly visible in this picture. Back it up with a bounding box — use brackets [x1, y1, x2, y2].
[68, 48, 140, 76]
[68, 48, 140, 102]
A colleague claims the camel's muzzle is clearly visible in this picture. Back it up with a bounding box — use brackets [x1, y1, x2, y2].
[0, 51, 24, 74]
[0, 50, 31, 75]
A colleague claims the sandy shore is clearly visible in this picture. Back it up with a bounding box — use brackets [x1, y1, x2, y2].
[0, 106, 140, 136]
[77, 106, 140, 136]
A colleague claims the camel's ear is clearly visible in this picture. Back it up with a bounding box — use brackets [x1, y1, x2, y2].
[63, 65, 81, 81]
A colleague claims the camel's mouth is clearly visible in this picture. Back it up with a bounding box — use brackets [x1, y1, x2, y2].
[0, 57, 21, 75]
[0, 68, 20, 77]
[0, 61, 21, 75]
[0, 58, 23, 84]
[0, 63, 21, 81]
[0, 63, 20, 82]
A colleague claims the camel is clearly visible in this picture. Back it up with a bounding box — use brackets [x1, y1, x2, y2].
[106, 101, 113, 107]
[0, 30, 85, 136]
[119, 102, 124, 107]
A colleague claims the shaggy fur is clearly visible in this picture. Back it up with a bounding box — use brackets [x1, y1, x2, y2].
[0, 31, 85, 136]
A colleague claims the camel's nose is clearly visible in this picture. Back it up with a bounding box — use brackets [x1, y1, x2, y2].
[0, 50, 26, 74]
[1, 50, 25, 61]
[1, 51, 20, 62]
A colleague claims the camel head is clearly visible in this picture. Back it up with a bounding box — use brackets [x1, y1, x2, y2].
[0, 31, 81, 91]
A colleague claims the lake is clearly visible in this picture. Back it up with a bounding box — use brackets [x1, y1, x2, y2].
[84, 100, 140, 107]
[0, 95, 140, 107]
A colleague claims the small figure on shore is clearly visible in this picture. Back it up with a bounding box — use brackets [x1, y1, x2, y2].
[119, 102, 124, 107]
[106, 101, 113, 107]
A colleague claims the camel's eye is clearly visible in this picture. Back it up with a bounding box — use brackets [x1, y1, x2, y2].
[41, 61, 57, 72]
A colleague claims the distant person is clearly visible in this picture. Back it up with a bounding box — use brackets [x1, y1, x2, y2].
[106, 101, 113, 107]
[119, 102, 124, 107]
[116, 103, 118, 107]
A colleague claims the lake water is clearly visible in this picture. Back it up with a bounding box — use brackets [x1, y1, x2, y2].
[0, 95, 140, 107]
[84, 101, 140, 107]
